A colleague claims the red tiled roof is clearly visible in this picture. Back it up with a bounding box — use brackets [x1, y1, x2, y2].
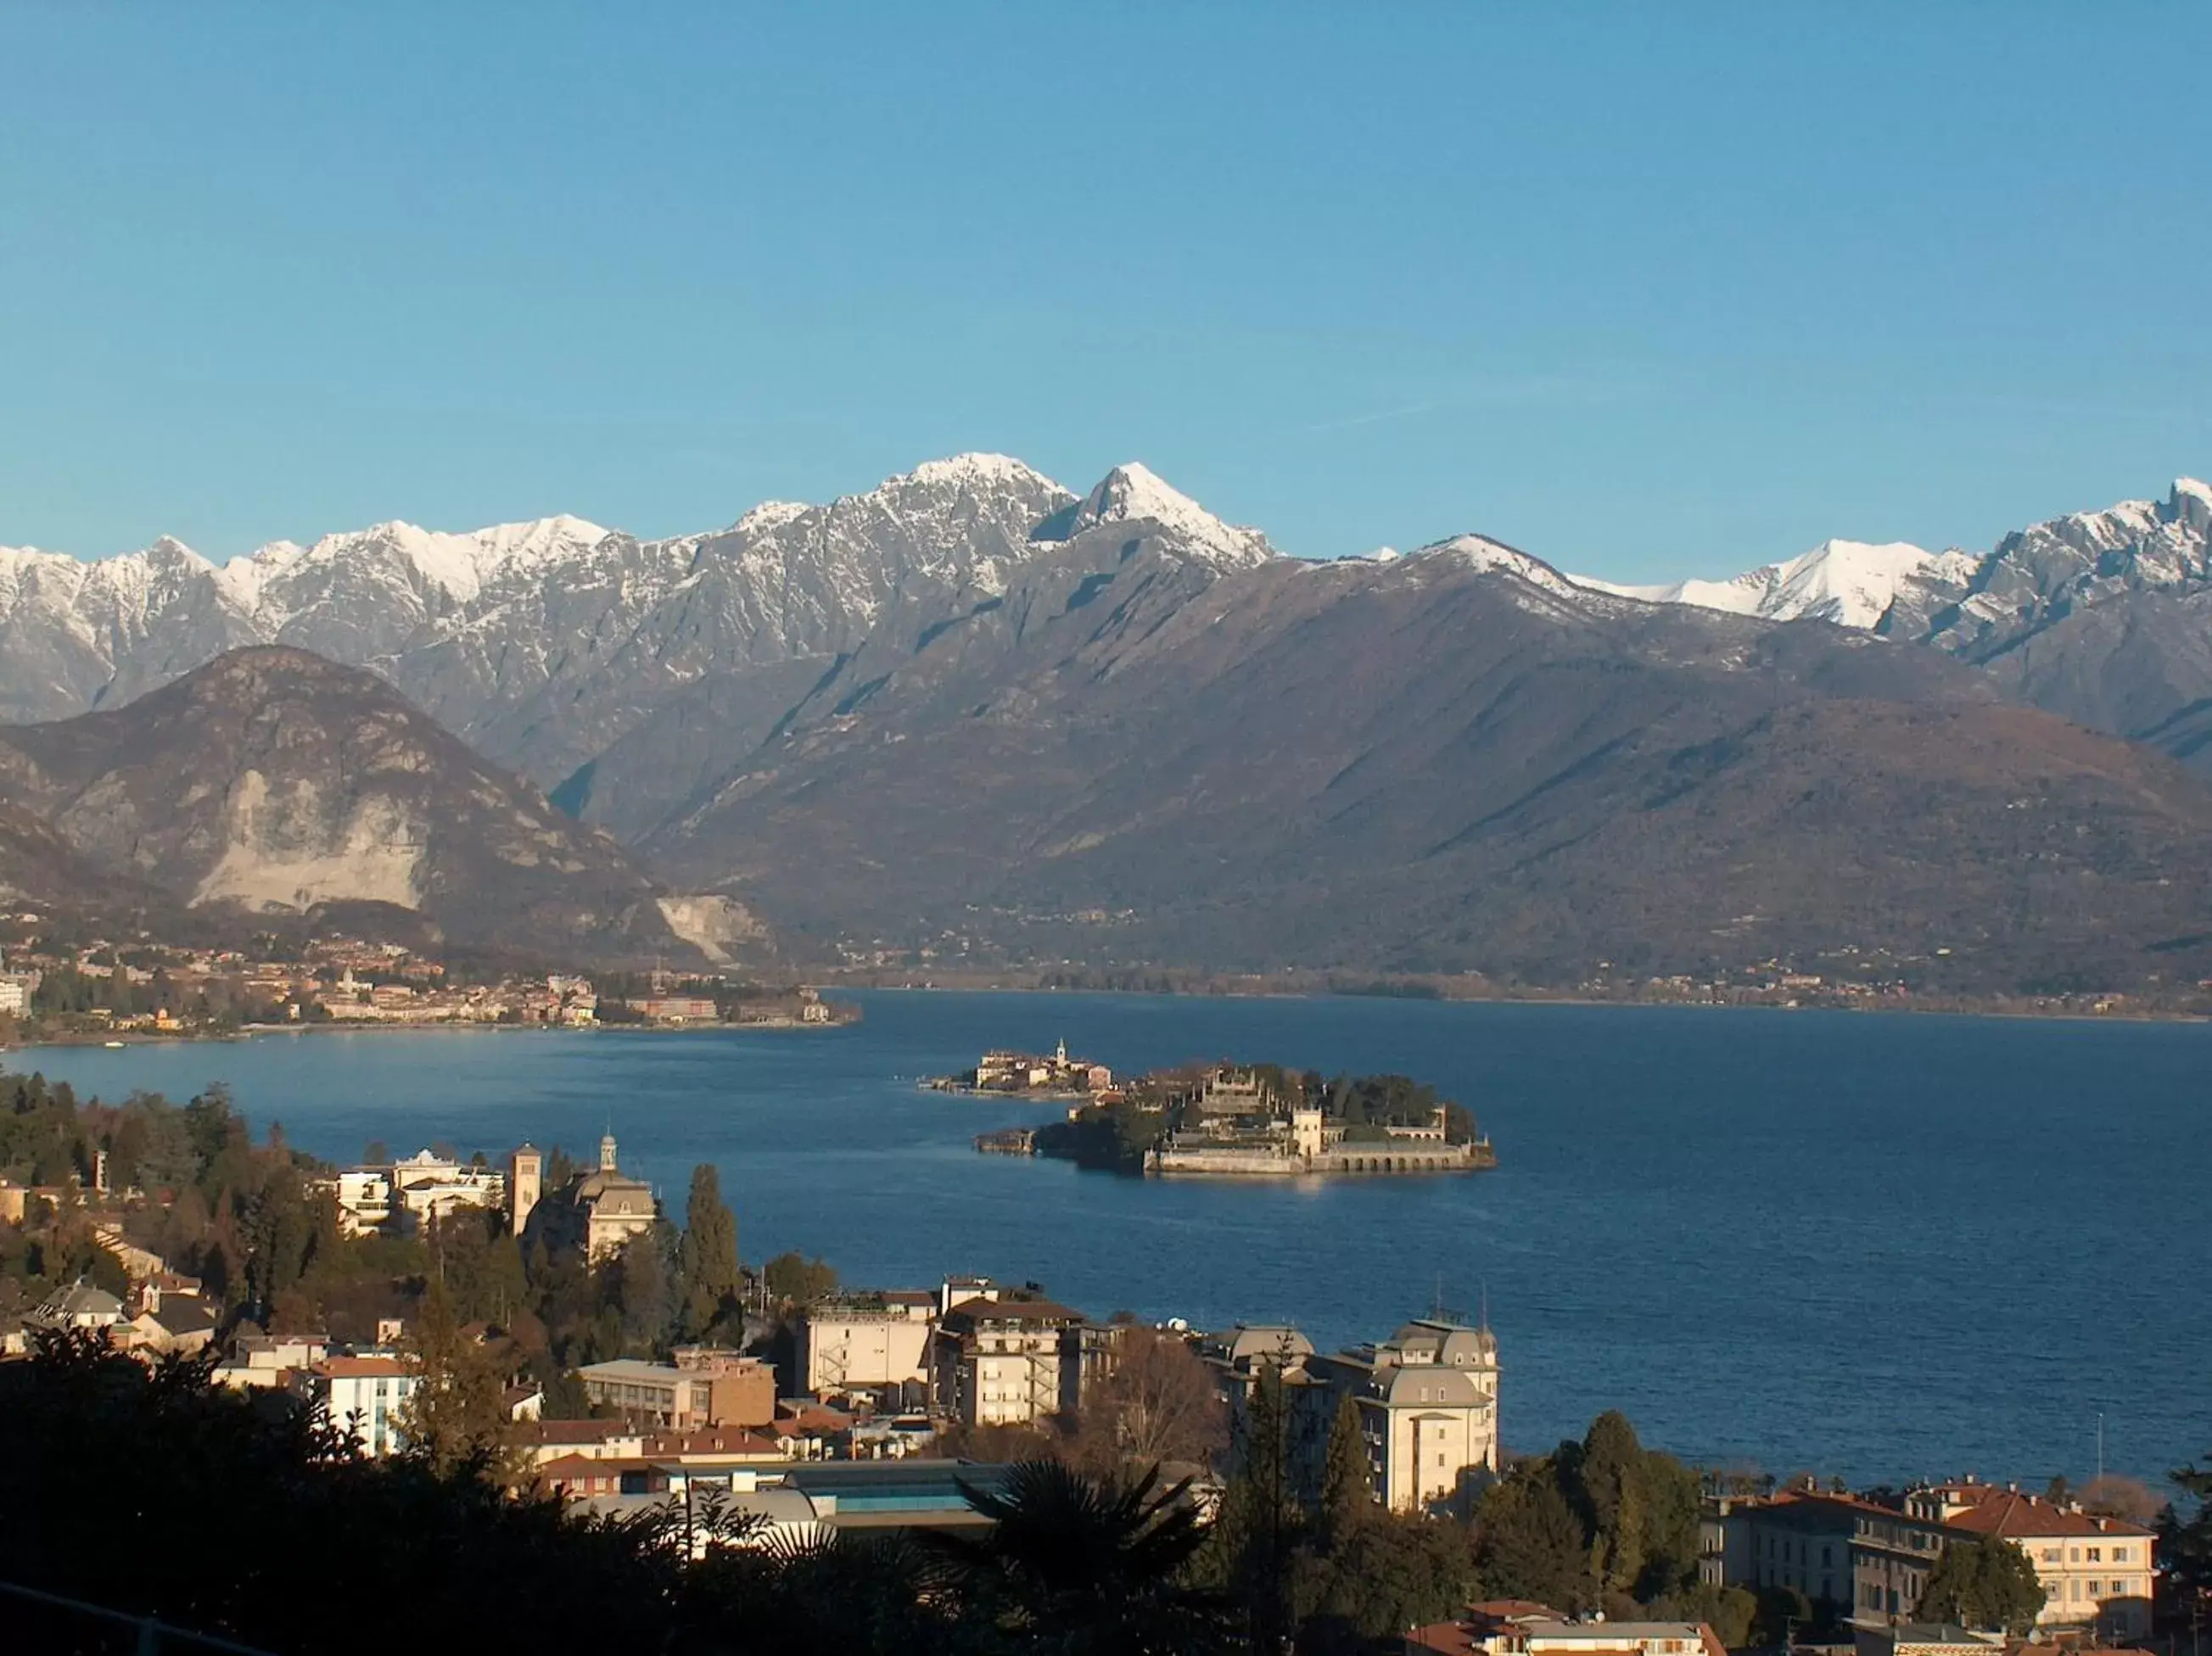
[518, 1418, 635, 1445]
[1940, 1488, 2153, 1539]
[541, 1454, 658, 1482]
[1467, 1601, 1571, 1622]
[314, 1357, 413, 1378]
[1407, 1625, 1480, 1656]
[641, 1428, 782, 1457]
[536, 1454, 605, 1479]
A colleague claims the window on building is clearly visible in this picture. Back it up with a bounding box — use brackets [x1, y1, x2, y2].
[2087, 1547, 2102, 1563]
[2112, 1547, 2129, 1563]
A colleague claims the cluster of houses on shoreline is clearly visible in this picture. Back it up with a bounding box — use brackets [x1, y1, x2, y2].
[0, 1126, 2176, 1648]
[0, 930, 848, 1038]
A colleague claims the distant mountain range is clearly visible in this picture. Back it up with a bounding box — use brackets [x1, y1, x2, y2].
[3, 460, 2212, 988]
[1574, 478, 2212, 766]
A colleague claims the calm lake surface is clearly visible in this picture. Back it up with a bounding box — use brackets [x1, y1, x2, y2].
[17, 992, 2210, 1488]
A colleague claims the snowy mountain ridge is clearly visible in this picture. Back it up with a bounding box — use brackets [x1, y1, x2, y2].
[1575, 478, 2212, 635]
[1573, 538, 1980, 629]
[0, 453, 1282, 780]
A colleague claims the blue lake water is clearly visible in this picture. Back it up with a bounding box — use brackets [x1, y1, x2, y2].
[16, 991, 2210, 1489]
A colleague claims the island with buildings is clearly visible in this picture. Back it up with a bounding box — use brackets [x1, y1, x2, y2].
[928, 1038, 1113, 1099]
[1018, 1061, 1497, 1178]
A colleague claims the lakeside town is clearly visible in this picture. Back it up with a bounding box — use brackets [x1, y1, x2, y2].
[2, 1071, 2200, 1653]
[0, 922, 856, 1043]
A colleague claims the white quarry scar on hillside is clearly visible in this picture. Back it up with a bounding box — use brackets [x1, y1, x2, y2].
[190, 770, 427, 911]
[655, 894, 767, 966]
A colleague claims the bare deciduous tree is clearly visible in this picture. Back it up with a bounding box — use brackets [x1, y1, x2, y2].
[1076, 1326, 1227, 1474]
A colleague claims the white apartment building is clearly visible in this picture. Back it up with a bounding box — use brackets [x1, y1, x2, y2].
[932, 1292, 1086, 1426]
[0, 976, 29, 1015]
[1518, 1623, 1728, 1656]
[328, 1152, 505, 1237]
[388, 1151, 505, 1230]
[296, 1355, 419, 1457]
[1308, 1318, 1499, 1513]
[214, 1332, 331, 1390]
[799, 1290, 937, 1403]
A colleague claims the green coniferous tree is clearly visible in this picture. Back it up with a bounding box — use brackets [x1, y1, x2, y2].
[677, 1163, 740, 1337]
[1916, 1536, 2046, 1633]
[394, 1276, 523, 1486]
[1209, 1358, 1303, 1651]
[1475, 1457, 1599, 1612]
[1575, 1410, 1649, 1594]
[2163, 1452, 2212, 1601]
[1317, 1391, 1372, 1545]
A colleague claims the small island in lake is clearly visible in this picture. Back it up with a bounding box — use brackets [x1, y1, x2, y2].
[1014, 1061, 1496, 1178]
[929, 1038, 1112, 1099]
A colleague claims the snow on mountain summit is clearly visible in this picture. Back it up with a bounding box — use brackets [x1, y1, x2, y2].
[1406, 532, 1582, 596]
[900, 452, 1062, 493]
[1575, 538, 1971, 629]
[1054, 462, 1276, 568]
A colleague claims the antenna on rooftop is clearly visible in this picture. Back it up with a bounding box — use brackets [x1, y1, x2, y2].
[1481, 1278, 1491, 1332]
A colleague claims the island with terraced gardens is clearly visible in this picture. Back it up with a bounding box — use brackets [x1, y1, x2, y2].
[981, 1061, 1496, 1178]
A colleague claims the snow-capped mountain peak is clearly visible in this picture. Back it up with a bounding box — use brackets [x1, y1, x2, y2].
[731, 500, 809, 535]
[1407, 532, 1581, 596]
[900, 452, 1060, 493]
[1053, 462, 1276, 568]
[264, 515, 613, 606]
[1573, 538, 1972, 629]
[2172, 476, 2212, 532]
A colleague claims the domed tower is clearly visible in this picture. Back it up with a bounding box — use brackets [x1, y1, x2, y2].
[599, 1133, 619, 1172]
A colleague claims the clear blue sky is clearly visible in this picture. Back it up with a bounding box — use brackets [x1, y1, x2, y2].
[3, 4, 2207, 579]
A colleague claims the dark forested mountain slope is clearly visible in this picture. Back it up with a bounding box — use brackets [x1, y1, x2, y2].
[637, 536, 2212, 987]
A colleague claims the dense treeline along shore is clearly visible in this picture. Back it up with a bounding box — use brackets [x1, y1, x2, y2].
[843, 963, 2212, 1023]
[998, 1060, 1496, 1178]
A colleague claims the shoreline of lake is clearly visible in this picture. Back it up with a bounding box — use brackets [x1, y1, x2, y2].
[8, 990, 2207, 1487]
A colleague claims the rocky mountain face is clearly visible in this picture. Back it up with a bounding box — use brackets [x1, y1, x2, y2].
[1582, 478, 2212, 768]
[0, 796, 182, 932]
[0, 649, 759, 965]
[0, 455, 1081, 787]
[8, 459, 2212, 986]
